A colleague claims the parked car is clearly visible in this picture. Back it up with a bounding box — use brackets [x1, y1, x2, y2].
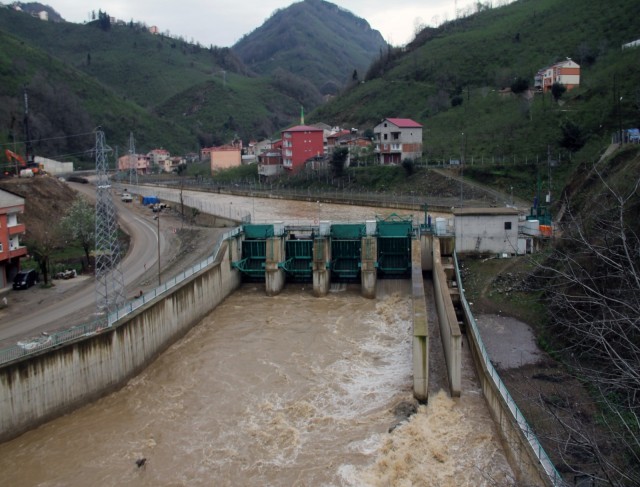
[13, 269, 39, 290]
[121, 193, 133, 202]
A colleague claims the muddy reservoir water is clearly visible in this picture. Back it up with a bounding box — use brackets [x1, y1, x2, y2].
[0, 281, 513, 486]
[1, 195, 514, 486]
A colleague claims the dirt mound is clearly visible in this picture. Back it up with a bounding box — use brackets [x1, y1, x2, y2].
[0, 176, 79, 235]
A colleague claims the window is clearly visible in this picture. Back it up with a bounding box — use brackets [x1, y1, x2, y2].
[504, 221, 512, 230]
[383, 134, 388, 141]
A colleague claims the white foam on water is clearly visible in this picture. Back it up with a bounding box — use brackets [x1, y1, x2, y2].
[339, 391, 516, 487]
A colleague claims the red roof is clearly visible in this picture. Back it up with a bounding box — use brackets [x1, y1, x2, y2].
[385, 118, 422, 128]
[283, 125, 324, 133]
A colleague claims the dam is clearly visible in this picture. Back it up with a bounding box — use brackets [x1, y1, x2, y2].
[0, 193, 562, 486]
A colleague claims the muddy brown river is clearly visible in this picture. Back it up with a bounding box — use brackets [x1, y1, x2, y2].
[0, 195, 515, 486]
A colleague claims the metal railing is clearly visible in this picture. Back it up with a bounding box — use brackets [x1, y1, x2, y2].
[125, 184, 251, 223]
[132, 176, 500, 209]
[0, 227, 241, 366]
[453, 252, 567, 486]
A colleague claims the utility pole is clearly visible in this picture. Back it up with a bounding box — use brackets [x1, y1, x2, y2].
[156, 212, 161, 285]
[460, 132, 464, 207]
[128, 132, 138, 187]
[23, 86, 34, 166]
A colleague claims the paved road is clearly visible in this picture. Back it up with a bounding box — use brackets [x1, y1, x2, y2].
[430, 167, 530, 209]
[0, 182, 170, 346]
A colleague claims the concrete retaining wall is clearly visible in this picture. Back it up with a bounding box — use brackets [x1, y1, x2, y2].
[455, 256, 560, 486]
[432, 237, 461, 396]
[0, 242, 241, 443]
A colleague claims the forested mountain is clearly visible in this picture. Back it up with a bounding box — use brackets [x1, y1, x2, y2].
[233, 0, 386, 97]
[0, 1, 386, 163]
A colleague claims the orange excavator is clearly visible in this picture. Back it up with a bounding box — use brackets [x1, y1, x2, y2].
[2, 149, 41, 177]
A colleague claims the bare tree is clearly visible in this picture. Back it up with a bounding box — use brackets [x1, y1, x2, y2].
[533, 164, 640, 484]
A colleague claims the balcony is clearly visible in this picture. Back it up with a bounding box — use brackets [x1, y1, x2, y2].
[375, 143, 402, 154]
[8, 223, 26, 236]
[9, 245, 27, 259]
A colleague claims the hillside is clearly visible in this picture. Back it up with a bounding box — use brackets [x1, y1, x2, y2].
[312, 0, 640, 202]
[0, 28, 195, 166]
[233, 0, 386, 97]
[0, 7, 248, 110]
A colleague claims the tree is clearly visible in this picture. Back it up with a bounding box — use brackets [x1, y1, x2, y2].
[24, 223, 61, 286]
[510, 76, 529, 94]
[402, 158, 416, 175]
[330, 147, 349, 177]
[559, 119, 586, 151]
[551, 82, 567, 101]
[61, 196, 95, 268]
[97, 10, 111, 31]
[534, 165, 640, 484]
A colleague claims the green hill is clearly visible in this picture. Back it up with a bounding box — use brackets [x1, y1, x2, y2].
[0, 28, 194, 166]
[311, 0, 640, 201]
[232, 0, 387, 96]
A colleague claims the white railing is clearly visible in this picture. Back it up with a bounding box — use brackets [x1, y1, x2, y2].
[453, 252, 567, 486]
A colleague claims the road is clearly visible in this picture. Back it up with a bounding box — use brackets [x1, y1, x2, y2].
[430, 167, 530, 209]
[0, 182, 173, 346]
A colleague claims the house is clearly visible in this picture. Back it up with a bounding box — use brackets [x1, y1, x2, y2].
[452, 207, 521, 255]
[147, 149, 171, 169]
[326, 129, 351, 154]
[117, 154, 151, 174]
[281, 125, 324, 172]
[373, 118, 423, 164]
[0, 188, 28, 288]
[534, 58, 580, 92]
[622, 39, 640, 49]
[258, 149, 284, 177]
[210, 143, 242, 172]
[162, 156, 185, 173]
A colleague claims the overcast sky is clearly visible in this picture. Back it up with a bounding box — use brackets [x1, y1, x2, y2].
[45, 0, 468, 47]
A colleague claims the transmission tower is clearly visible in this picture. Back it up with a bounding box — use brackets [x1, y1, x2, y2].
[128, 132, 138, 187]
[94, 129, 126, 325]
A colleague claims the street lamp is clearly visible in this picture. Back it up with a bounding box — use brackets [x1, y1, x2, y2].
[460, 132, 464, 207]
[618, 96, 623, 144]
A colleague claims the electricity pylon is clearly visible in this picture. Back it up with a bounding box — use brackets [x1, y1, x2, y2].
[94, 128, 126, 325]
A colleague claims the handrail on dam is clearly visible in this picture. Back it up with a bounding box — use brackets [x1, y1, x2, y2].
[453, 252, 566, 487]
[0, 227, 242, 366]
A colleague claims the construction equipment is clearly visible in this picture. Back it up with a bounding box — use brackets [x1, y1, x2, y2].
[2, 149, 42, 177]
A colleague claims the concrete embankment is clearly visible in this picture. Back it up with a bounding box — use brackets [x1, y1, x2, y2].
[0, 242, 241, 443]
[454, 256, 560, 486]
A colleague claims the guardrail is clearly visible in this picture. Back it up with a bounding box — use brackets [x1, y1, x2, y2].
[0, 227, 241, 366]
[453, 252, 566, 486]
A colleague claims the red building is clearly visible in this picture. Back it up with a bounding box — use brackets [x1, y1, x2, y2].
[281, 125, 324, 172]
[0, 188, 27, 288]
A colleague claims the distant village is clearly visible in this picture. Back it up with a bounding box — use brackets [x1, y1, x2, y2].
[117, 117, 425, 177]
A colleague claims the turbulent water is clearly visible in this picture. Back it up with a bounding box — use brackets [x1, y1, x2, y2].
[0, 197, 515, 486]
[0, 283, 514, 486]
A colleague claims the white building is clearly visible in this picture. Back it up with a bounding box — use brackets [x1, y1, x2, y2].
[453, 207, 521, 255]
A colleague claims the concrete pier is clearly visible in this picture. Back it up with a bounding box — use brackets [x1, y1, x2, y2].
[265, 237, 285, 296]
[312, 237, 331, 296]
[360, 236, 377, 298]
[411, 239, 429, 402]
